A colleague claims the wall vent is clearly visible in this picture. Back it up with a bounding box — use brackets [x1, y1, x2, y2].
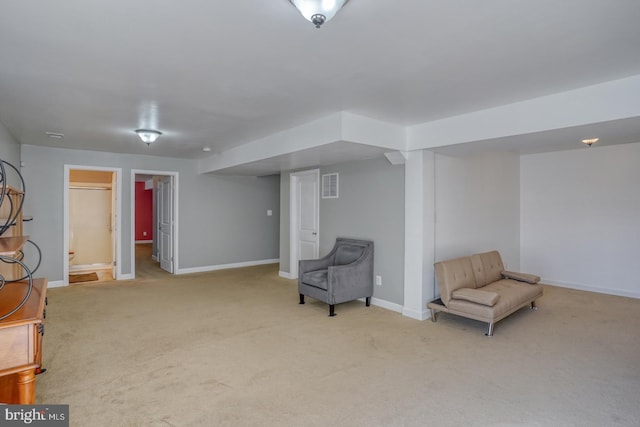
[322, 173, 339, 199]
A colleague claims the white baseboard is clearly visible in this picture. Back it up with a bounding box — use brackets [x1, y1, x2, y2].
[543, 279, 640, 299]
[402, 306, 431, 321]
[47, 280, 66, 288]
[135, 240, 153, 244]
[279, 271, 296, 280]
[176, 258, 280, 275]
[151, 255, 158, 262]
[70, 264, 111, 273]
[49, 274, 133, 287]
[363, 297, 404, 314]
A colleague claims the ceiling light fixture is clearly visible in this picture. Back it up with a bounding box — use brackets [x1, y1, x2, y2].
[582, 137, 599, 147]
[202, 147, 212, 152]
[135, 129, 162, 146]
[45, 132, 64, 139]
[289, 0, 350, 28]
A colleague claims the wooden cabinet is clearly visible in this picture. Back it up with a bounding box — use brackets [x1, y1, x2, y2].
[0, 278, 47, 403]
[0, 163, 46, 404]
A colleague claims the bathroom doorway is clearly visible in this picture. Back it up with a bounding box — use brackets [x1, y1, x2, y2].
[64, 166, 122, 284]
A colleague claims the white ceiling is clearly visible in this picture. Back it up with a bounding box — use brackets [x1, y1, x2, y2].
[1, 1, 640, 171]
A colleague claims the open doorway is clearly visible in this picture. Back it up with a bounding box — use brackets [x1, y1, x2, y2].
[131, 170, 178, 279]
[64, 166, 122, 285]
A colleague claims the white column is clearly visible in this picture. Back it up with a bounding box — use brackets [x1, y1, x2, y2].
[422, 151, 437, 305]
[402, 150, 436, 320]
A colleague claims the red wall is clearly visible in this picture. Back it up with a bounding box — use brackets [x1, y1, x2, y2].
[135, 182, 153, 241]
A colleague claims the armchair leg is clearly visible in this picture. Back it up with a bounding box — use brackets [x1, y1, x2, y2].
[328, 305, 336, 317]
[365, 297, 371, 307]
[531, 301, 537, 310]
[299, 294, 305, 304]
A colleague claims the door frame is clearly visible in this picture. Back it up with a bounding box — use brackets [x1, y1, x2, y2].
[130, 169, 179, 278]
[289, 169, 320, 278]
[63, 165, 122, 285]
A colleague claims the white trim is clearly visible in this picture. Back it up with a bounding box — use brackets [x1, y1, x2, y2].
[64, 165, 122, 286]
[543, 279, 640, 300]
[289, 169, 320, 279]
[119, 273, 134, 280]
[70, 264, 112, 273]
[279, 271, 296, 280]
[402, 306, 431, 321]
[357, 297, 404, 314]
[130, 169, 179, 280]
[176, 259, 280, 275]
[47, 280, 66, 288]
[135, 240, 153, 244]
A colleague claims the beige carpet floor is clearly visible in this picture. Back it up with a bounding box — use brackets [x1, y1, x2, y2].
[37, 248, 640, 426]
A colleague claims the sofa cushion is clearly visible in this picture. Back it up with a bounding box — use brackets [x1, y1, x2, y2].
[447, 279, 543, 320]
[452, 288, 500, 307]
[470, 251, 505, 287]
[501, 271, 540, 284]
[435, 256, 477, 306]
[301, 269, 328, 290]
[334, 245, 364, 265]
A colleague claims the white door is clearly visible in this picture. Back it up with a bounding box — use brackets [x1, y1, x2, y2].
[158, 176, 174, 273]
[291, 170, 319, 276]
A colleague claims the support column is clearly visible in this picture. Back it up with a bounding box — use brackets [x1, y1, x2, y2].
[403, 150, 436, 320]
[422, 151, 437, 307]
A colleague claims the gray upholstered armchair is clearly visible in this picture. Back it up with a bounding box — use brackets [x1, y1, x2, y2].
[298, 238, 374, 316]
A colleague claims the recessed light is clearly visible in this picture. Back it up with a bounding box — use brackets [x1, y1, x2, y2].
[582, 138, 599, 147]
[202, 147, 211, 152]
[45, 132, 64, 139]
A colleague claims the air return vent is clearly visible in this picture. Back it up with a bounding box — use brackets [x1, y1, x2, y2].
[322, 173, 339, 199]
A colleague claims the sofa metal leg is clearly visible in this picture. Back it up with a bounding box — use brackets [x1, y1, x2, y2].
[299, 294, 305, 304]
[365, 297, 371, 307]
[486, 323, 494, 337]
[430, 309, 437, 322]
[329, 304, 336, 317]
[531, 301, 537, 310]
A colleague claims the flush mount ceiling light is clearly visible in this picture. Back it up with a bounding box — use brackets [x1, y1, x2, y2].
[45, 132, 64, 140]
[135, 129, 162, 146]
[582, 137, 599, 147]
[289, 0, 350, 28]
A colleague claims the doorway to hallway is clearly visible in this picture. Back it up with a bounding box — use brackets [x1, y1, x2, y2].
[131, 170, 178, 279]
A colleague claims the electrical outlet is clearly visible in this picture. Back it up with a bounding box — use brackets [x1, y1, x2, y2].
[375, 275, 382, 286]
[267, 210, 273, 216]
[143, 231, 147, 237]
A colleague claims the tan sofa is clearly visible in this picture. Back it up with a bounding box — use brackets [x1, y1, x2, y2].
[427, 250, 543, 336]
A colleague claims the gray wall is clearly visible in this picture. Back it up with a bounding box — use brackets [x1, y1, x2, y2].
[280, 156, 405, 305]
[521, 142, 640, 297]
[21, 145, 280, 281]
[0, 120, 20, 171]
[434, 151, 521, 270]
